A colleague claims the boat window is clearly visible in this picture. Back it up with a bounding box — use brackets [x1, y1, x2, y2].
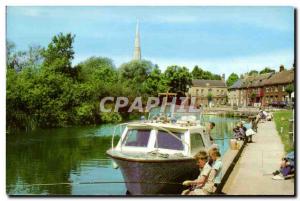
[155, 130, 184, 150]
[123, 129, 151, 147]
[190, 133, 205, 154]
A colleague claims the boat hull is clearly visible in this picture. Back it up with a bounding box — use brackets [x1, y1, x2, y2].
[107, 151, 199, 195]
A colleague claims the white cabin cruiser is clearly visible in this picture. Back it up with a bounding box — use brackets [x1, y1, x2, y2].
[106, 111, 212, 195]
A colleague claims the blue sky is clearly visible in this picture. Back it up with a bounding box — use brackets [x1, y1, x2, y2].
[7, 6, 294, 77]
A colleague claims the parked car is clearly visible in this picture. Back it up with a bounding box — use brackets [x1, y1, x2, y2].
[269, 101, 287, 108]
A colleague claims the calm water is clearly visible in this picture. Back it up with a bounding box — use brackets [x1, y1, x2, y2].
[7, 115, 242, 195]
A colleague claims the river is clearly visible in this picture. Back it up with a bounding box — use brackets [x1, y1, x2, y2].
[7, 115, 242, 195]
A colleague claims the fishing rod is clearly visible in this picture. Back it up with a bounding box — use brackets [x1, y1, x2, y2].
[8, 180, 183, 187]
[213, 137, 235, 140]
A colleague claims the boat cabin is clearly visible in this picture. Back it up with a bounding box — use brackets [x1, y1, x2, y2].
[114, 122, 211, 157]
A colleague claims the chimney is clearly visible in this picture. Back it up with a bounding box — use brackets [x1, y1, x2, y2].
[222, 74, 225, 81]
[279, 65, 285, 72]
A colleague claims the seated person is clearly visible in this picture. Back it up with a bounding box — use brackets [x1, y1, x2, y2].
[233, 123, 246, 140]
[202, 147, 223, 194]
[181, 150, 211, 195]
[233, 123, 241, 139]
[183, 147, 223, 195]
[273, 151, 295, 180]
[239, 121, 248, 142]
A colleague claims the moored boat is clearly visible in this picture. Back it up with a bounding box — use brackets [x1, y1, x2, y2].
[106, 110, 212, 195]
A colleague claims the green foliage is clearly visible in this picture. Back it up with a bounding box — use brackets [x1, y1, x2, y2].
[273, 110, 294, 152]
[226, 73, 239, 87]
[118, 60, 154, 96]
[191, 65, 221, 80]
[6, 40, 43, 71]
[100, 112, 122, 123]
[248, 70, 259, 76]
[259, 67, 275, 74]
[285, 84, 294, 97]
[250, 92, 256, 99]
[42, 33, 75, 76]
[141, 65, 168, 96]
[207, 92, 213, 102]
[163, 65, 192, 93]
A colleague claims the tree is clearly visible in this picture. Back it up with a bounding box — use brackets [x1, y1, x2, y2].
[285, 84, 294, 103]
[163, 65, 192, 93]
[248, 70, 258, 76]
[118, 60, 154, 96]
[191, 65, 221, 80]
[6, 41, 44, 71]
[207, 92, 213, 107]
[226, 73, 239, 87]
[259, 67, 275, 74]
[42, 33, 75, 76]
[141, 65, 168, 96]
[191, 65, 204, 79]
[250, 92, 257, 99]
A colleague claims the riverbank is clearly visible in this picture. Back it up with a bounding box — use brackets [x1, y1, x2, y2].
[273, 110, 294, 152]
[222, 120, 294, 195]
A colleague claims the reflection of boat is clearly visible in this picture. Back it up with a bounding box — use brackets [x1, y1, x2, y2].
[106, 108, 212, 195]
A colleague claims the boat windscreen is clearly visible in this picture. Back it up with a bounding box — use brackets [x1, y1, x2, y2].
[155, 130, 184, 150]
[123, 129, 151, 147]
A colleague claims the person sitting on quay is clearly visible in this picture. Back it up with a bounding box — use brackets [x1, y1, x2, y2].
[272, 151, 295, 180]
[233, 123, 246, 140]
[243, 119, 257, 143]
[181, 150, 211, 195]
[182, 147, 223, 195]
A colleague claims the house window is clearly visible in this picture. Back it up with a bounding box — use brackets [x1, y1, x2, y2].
[208, 88, 212, 92]
[275, 87, 278, 92]
[201, 89, 204, 93]
[282, 86, 285, 92]
[196, 89, 199, 96]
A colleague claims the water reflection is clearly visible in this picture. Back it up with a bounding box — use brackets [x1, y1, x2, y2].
[7, 115, 241, 195]
[7, 126, 123, 195]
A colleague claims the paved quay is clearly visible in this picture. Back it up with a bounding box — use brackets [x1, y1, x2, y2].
[222, 121, 294, 195]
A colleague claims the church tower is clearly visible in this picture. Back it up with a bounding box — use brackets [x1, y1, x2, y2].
[133, 21, 141, 60]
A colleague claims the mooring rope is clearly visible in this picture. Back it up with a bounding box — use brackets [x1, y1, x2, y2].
[8, 180, 183, 187]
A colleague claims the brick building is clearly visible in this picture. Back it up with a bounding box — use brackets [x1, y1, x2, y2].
[229, 66, 294, 107]
[263, 66, 294, 106]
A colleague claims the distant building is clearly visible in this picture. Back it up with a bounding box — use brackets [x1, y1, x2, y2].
[188, 79, 227, 106]
[228, 79, 243, 106]
[242, 73, 273, 107]
[229, 65, 294, 107]
[263, 66, 294, 106]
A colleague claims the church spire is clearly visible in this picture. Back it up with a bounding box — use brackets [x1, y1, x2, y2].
[133, 20, 141, 60]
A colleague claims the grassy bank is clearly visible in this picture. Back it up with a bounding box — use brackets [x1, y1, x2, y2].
[273, 110, 294, 153]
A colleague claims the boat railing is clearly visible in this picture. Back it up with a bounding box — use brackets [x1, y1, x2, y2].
[111, 123, 128, 151]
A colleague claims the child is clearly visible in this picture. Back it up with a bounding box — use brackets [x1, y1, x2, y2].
[181, 150, 211, 195]
[185, 147, 223, 195]
[194, 147, 223, 195]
